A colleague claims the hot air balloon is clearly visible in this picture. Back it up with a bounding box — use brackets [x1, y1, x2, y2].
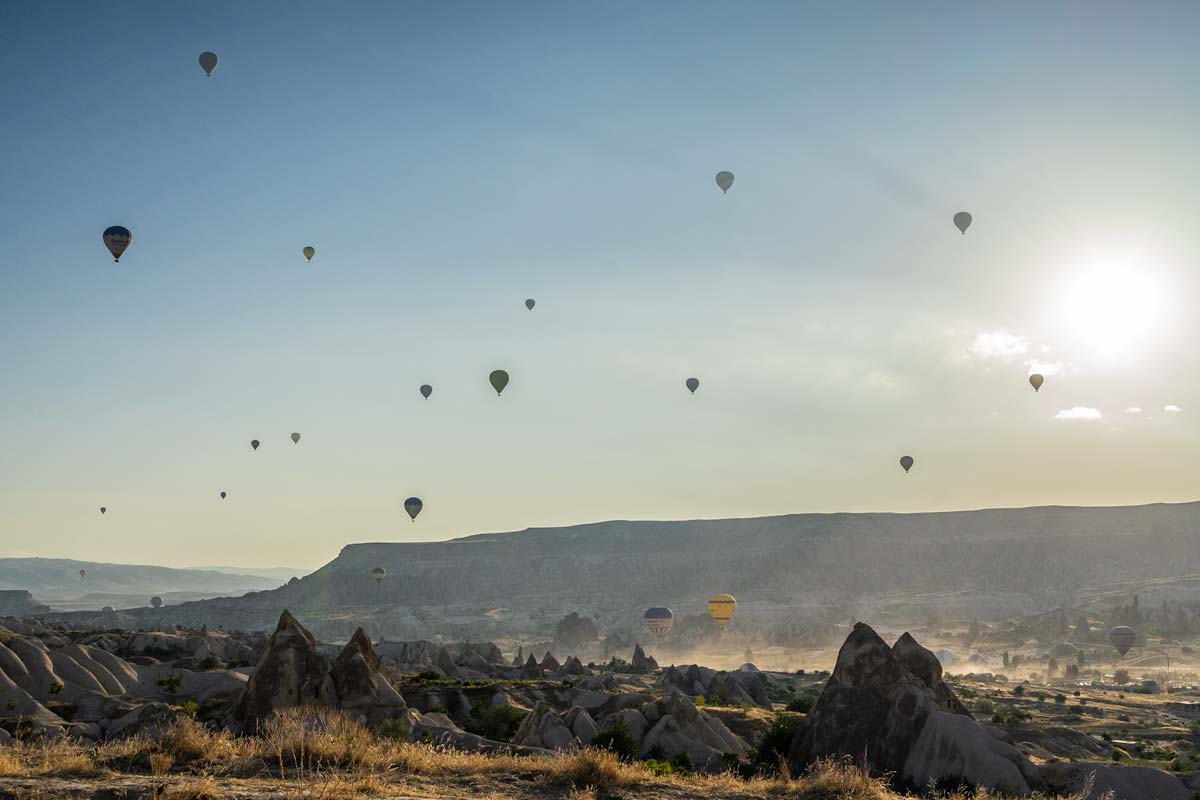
[371, 567, 386, 583]
[1109, 626, 1136, 656]
[250, 440, 260, 451]
[715, 171, 734, 194]
[303, 246, 315, 262]
[525, 299, 535, 311]
[101, 606, 114, 613]
[420, 384, 432, 399]
[953, 212, 972, 234]
[1029, 373, 1044, 392]
[900, 455, 914, 473]
[643, 607, 674, 640]
[489, 369, 510, 396]
[686, 377, 699, 394]
[103, 226, 132, 262]
[291, 432, 301, 444]
[150, 596, 163, 609]
[708, 594, 737, 629]
[100, 507, 106, 515]
[79, 569, 86, 579]
[219, 491, 226, 499]
[198, 51, 218, 76]
[404, 497, 423, 521]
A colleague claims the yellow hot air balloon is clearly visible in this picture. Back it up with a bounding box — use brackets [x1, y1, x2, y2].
[708, 594, 737, 628]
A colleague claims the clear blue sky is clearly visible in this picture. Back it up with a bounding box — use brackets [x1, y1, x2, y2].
[3, 1, 1200, 568]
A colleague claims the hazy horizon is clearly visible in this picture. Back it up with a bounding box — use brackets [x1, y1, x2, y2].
[4, 1, 1200, 568]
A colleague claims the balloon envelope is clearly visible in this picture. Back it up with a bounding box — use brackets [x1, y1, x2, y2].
[707, 594, 737, 628]
[489, 369, 510, 395]
[420, 384, 432, 399]
[198, 51, 218, 75]
[1029, 373, 1044, 392]
[900, 455, 914, 473]
[291, 432, 301, 444]
[715, 171, 734, 194]
[250, 440, 260, 451]
[79, 569, 86, 578]
[150, 596, 163, 608]
[643, 607, 674, 640]
[371, 567, 386, 583]
[103, 226, 132, 262]
[100, 507, 106, 514]
[953, 212, 972, 234]
[220, 491, 226, 499]
[686, 377, 699, 394]
[1109, 626, 1136, 656]
[404, 497, 423, 521]
[303, 246, 315, 261]
[525, 298, 535, 311]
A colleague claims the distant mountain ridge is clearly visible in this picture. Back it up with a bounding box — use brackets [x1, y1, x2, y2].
[0, 558, 288, 610]
[38, 502, 1200, 640]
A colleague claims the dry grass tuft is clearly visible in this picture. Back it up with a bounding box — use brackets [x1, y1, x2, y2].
[788, 759, 893, 800]
[550, 747, 648, 791]
[160, 775, 224, 800]
[260, 708, 380, 773]
[158, 717, 236, 764]
[0, 740, 102, 778]
[149, 751, 176, 775]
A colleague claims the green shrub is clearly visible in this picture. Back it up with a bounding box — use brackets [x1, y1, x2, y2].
[463, 701, 525, 741]
[671, 750, 694, 775]
[593, 719, 638, 762]
[181, 701, 199, 718]
[379, 718, 409, 741]
[1013, 685, 1026, 696]
[753, 713, 803, 770]
[1055, 694, 1067, 704]
[786, 690, 820, 714]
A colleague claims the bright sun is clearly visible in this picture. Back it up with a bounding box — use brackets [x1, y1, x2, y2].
[1052, 252, 1167, 363]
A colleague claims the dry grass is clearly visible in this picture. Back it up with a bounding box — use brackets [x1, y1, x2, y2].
[0, 740, 102, 778]
[160, 775, 225, 800]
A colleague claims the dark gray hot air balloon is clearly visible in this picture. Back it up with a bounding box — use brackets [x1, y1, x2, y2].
[900, 455, 914, 473]
[291, 432, 301, 444]
[489, 369, 509, 396]
[1109, 626, 1136, 656]
[686, 377, 699, 394]
[404, 497, 423, 521]
[643, 607, 674, 640]
[525, 298, 535, 311]
[953, 212, 972, 234]
[715, 171, 734, 194]
[1029, 373, 1044, 392]
[219, 491, 226, 499]
[420, 384, 432, 399]
[303, 246, 315, 262]
[150, 596, 163, 609]
[79, 569, 86, 579]
[100, 506, 106, 515]
[250, 440, 260, 451]
[103, 226, 132, 262]
[198, 51, 218, 76]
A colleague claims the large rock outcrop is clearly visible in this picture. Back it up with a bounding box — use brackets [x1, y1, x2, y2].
[329, 628, 408, 726]
[235, 611, 335, 727]
[788, 623, 1040, 794]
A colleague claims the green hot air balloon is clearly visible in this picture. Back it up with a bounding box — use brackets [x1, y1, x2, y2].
[1029, 373, 1044, 392]
[715, 171, 734, 194]
[686, 377, 699, 394]
[103, 226, 132, 262]
[900, 455, 914, 473]
[525, 298, 535, 311]
[250, 439, 260, 451]
[198, 51, 219, 76]
[420, 384, 432, 399]
[371, 567, 386, 583]
[953, 212, 972, 234]
[489, 369, 510, 396]
[303, 246, 315, 262]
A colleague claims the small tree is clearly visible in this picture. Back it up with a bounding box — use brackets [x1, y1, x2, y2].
[1048, 658, 1059, 678]
[1114, 669, 1130, 686]
[1013, 684, 1026, 696]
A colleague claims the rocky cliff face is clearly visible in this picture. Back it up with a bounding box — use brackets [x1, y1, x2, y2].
[40, 502, 1200, 642]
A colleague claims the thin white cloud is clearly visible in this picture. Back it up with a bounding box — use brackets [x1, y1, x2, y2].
[1025, 359, 1065, 377]
[1164, 404, 1182, 413]
[970, 330, 1029, 360]
[1055, 406, 1102, 421]
[1124, 407, 1142, 415]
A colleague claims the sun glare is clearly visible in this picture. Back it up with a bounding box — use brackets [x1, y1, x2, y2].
[1051, 250, 1168, 363]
